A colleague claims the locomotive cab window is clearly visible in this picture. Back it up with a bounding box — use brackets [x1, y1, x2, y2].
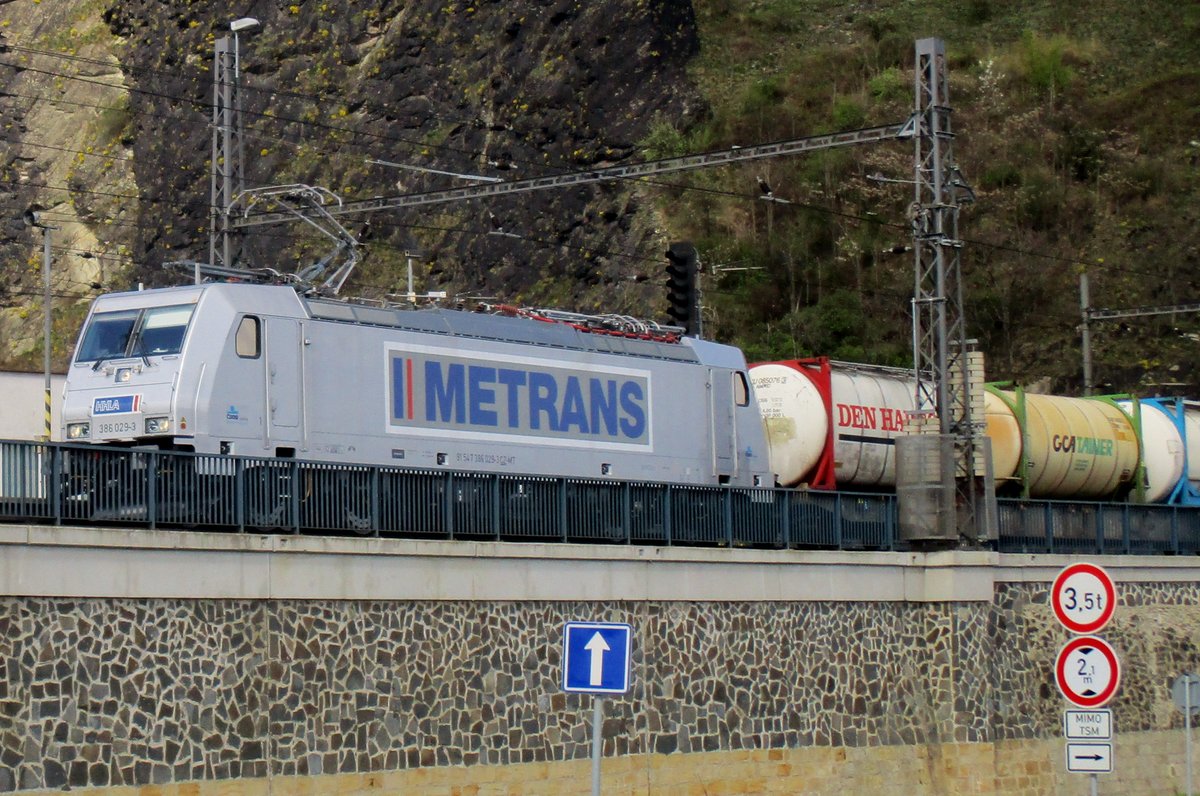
[139, 305, 193, 354]
[734, 371, 750, 407]
[235, 316, 261, 358]
[75, 303, 195, 363]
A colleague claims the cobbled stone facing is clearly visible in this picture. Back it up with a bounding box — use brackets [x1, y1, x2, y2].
[0, 583, 1197, 792]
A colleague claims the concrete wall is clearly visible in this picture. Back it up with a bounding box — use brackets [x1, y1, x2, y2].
[0, 372, 64, 441]
[2, 526, 1200, 795]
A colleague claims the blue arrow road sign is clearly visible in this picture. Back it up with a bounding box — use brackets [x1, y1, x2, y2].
[562, 622, 633, 694]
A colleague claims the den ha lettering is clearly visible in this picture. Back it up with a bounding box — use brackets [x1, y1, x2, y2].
[835, 403, 906, 432]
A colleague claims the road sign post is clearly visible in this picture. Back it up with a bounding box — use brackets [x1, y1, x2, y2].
[1066, 742, 1113, 773]
[1051, 563, 1119, 794]
[1065, 709, 1112, 740]
[1174, 673, 1200, 796]
[562, 622, 633, 796]
[562, 622, 633, 694]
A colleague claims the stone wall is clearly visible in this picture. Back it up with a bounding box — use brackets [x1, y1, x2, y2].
[2, 599, 988, 791]
[990, 580, 1200, 741]
[2, 531, 1200, 794]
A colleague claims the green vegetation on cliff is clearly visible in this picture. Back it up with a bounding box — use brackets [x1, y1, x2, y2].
[655, 0, 1200, 392]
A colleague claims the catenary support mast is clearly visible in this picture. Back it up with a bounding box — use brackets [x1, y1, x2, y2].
[910, 37, 989, 542]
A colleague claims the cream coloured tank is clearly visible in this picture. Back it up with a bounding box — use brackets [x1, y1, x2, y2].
[989, 390, 1139, 498]
[1184, 404, 1200, 492]
[983, 390, 1022, 486]
[749, 362, 915, 488]
[828, 367, 915, 487]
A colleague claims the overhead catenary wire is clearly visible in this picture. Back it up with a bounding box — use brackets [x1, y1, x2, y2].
[8, 170, 1170, 285]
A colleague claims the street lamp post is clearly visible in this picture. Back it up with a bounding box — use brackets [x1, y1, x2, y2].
[209, 17, 260, 278]
[25, 208, 57, 441]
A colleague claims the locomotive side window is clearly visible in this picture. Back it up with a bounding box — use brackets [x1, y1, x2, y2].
[235, 316, 261, 358]
[734, 371, 750, 407]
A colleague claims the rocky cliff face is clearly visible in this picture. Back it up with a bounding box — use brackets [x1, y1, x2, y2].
[0, 0, 702, 368]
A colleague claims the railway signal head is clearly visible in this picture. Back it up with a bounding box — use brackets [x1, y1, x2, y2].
[665, 242, 699, 335]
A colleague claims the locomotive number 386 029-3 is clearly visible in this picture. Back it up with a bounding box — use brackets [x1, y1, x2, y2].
[97, 420, 137, 436]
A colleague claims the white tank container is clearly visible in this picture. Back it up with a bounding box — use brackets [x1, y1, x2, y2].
[750, 362, 915, 488]
[829, 367, 915, 487]
[749, 363, 827, 488]
[1180, 402, 1200, 492]
[1117, 400, 1183, 503]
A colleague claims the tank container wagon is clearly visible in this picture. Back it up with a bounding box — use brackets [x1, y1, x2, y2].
[750, 358, 1200, 505]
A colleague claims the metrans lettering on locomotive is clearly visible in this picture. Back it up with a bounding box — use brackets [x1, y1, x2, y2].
[387, 346, 650, 445]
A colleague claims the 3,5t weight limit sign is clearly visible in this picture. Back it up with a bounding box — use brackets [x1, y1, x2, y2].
[1052, 563, 1116, 634]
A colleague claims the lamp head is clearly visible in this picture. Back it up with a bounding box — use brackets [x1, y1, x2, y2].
[229, 17, 260, 33]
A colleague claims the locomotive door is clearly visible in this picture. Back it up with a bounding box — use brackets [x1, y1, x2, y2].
[265, 318, 304, 445]
[709, 368, 736, 478]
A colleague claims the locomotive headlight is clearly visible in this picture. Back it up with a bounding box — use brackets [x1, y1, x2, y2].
[115, 367, 132, 383]
[145, 416, 171, 434]
[66, 422, 90, 439]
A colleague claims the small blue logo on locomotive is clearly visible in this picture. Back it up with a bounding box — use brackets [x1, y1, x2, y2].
[388, 348, 649, 445]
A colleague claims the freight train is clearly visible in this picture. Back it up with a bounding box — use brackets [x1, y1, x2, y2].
[57, 282, 1200, 509]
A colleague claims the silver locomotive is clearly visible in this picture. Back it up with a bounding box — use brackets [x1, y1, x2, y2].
[62, 283, 773, 488]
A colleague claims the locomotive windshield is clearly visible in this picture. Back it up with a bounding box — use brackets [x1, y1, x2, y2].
[76, 304, 195, 363]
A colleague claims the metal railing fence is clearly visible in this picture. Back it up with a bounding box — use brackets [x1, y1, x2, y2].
[0, 440, 896, 550]
[996, 498, 1200, 555]
[2, 440, 1199, 554]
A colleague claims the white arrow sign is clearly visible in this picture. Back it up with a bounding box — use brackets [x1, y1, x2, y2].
[1066, 742, 1113, 773]
[585, 632, 610, 686]
[562, 622, 632, 694]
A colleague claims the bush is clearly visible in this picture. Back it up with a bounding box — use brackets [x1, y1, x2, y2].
[1017, 172, 1066, 230]
[641, 117, 689, 160]
[831, 96, 866, 130]
[868, 67, 908, 103]
[741, 77, 785, 116]
[1059, 127, 1103, 182]
[980, 162, 1022, 190]
[1017, 32, 1075, 100]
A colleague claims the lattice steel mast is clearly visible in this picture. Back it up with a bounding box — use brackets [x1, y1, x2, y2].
[909, 38, 989, 542]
